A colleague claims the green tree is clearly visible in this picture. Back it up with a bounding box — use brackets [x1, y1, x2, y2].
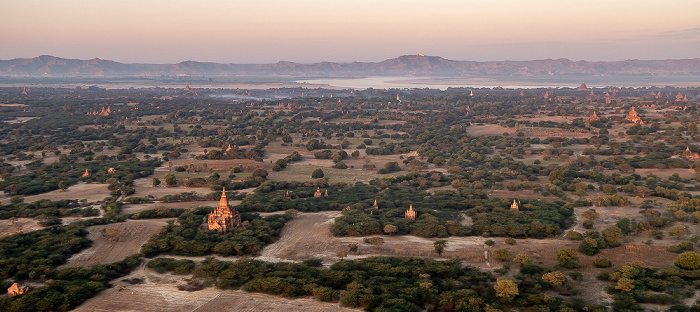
[493, 249, 512, 262]
[615, 278, 635, 292]
[58, 181, 67, 191]
[669, 225, 689, 239]
[165, 173, 177, 187]
[383, 224, 398, 235]
[674, 252, 700, 270]
[494, 278, 519, 300]
[434, 240, 447, 256]
[312, 169, 325, 178]
[602, 226, 623, 247]
[542, 271, 566, 286]
[152, 178, 161, 187]
[513, 253, 532, 266]
[556, 248, 580, 269]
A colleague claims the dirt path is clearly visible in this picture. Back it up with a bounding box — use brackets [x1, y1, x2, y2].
[61, 219, 169, 268]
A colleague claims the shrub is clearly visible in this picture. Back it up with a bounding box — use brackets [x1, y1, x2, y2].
[493, 249, 512, 262]
[485, 239, 495, 246]
[313, 286, 339, 302]
[566, 231, 583, 240]
[674, 252, 700, 270]
[556, 248, 580, 269]
[311, 169, 325, 178]
[505, 237, 516, 245]
[593, 256, 612, 268]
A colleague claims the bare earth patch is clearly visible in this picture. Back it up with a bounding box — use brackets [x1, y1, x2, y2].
[73, 263, 358, 312]
[62, 219, 169, 268]
[0, 216, 100, 238]
[0, 182, 111, 203]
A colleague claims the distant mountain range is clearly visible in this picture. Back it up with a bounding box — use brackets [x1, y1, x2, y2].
[1, 55, 700, 78]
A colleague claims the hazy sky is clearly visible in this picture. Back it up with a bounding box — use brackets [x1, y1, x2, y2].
[2, 0, 699, 63]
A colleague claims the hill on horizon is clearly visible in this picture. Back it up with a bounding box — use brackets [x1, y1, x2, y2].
[1, 54, 700, 78]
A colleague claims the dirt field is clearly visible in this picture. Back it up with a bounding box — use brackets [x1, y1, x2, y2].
[62, 219, 169, 268]
[129, 176, 215, 200]
[0, 182, 111, 204]
[73, 262, 359, 312]
[122, 201, 228, 215]
[0, 216, 100, 238]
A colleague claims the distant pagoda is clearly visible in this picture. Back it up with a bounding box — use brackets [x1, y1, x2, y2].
[625, 107, 643, 125]
[405, 204, 417, 220]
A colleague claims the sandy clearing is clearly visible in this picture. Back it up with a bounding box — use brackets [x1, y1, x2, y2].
[62, 219, 169, 268]
[0, 182, 111, 203]
[72, 262, 359, 312]
[0, 216, 101, 238]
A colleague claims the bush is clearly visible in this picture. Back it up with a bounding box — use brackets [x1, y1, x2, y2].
[313, 286, 339, 302]
[504, 237, 516, 245]
[493, 249, 512, 262]
[147, 258, 195, 275]
[312, 169, 325, 178]
[675, 252, 700, 270]
[566, 231, 583, 240]
[556, 248, 580, 269]
[593, 256, 612, 268]
[485, 239, 495, 246]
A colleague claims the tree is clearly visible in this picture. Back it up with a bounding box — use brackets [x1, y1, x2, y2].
[556, 248, 580, 269]
[432, 156, 446, 167]
[669, 225, 689, 239]
[602, 226, 623, 247]
[58, 181, 67, 191]
[581, 209, 600, 221]
[493, 249, 512, 262]
[312, 169, 325, 178]
[674, 252, 700, 270]
[348, 243, 358, 253]
[513, 253, 532, 266]
[615, 278, 635, 292]
[542, 271, 566, 286]
[494, 278, 518, 300]
[434, 240, 447, 256]
[383, 224, 398, 235]
[336, 250, 348, 260]
[152, 178, 161, 187]
[251, 168, 268, 178]
[165, 173, 177, 187]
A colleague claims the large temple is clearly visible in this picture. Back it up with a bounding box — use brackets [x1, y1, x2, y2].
[207, 188, 242, 233]
[625, 107, 643, 125]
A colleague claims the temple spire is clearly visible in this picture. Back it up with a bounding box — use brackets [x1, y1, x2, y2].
[219, 187, 228, 207]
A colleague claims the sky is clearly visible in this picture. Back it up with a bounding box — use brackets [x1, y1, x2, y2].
[1, 0, 699, 64]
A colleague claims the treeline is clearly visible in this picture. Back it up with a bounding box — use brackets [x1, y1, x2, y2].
[169, 256, 583, 311]
[239, 181, 570, 238]
[0, 198, 99, 220]
[0, 158, 161, 196]
[140, 209, 291, 257]
[331, 197, 570, 239]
